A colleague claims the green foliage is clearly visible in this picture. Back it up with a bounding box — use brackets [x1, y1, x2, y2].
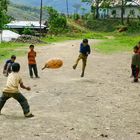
[0, 0, 10, 30]
[45, 6, 67, 35]
[127, 20, 140, 32]
[73, 13, 80, 20]
[85, 19, 121, 32]
[22, 28, 35, 35]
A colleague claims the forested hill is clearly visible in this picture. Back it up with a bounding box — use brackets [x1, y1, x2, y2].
[10, 0, 90, 14]
[8, 3, 43, 20]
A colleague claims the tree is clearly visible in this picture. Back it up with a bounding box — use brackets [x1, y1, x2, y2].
[0, 0, 9, 28]
[45, 7, 67, 35]
[81, 0, 100, 19]
[73, 3, 81, 14]
[81, 7, 86, 15]
[0, 0, 9, 42]
[82, 0, 102, 19]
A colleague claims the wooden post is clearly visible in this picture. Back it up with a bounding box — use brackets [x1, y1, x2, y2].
[39, 0, 43, 38]
[0, 30, 2, 43]
[66, 0, 69, 17]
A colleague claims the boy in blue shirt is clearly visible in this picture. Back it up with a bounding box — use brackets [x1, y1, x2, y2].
[3, 55, 16, 77]
[73, 39, 91, 77]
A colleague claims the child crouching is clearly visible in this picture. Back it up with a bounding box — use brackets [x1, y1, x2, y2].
[0, 63, 34, 117]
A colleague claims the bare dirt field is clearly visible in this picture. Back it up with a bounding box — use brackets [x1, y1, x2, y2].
[0, 40, 140, 140]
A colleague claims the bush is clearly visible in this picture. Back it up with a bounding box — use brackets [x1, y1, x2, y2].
[127, 20, 140, 32]
[73, 13, 80, 20]
[22, 28, 35, 35]
[85, 19, 121, 32]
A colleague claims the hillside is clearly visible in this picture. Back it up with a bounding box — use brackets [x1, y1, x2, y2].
[8, 3, 48, 20]
[10, 0, 90, 14]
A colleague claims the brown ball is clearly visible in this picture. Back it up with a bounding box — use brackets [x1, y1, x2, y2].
[42, 58, 63, 70]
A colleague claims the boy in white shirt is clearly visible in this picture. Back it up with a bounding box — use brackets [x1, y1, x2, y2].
[0, 63, 34, 118]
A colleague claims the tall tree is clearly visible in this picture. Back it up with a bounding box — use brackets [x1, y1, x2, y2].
[0, 0, 9, 42]
[81, 0, 100, 19]
[0, 0, 9, 28]
[73, 3, 81, 14]
[44, 6, 67, 35]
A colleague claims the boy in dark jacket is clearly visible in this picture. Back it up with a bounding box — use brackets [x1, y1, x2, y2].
[3, 55, 16, 77]
[73, 39, 91, 77]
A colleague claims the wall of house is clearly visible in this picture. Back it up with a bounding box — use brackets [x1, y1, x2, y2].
[99, 8, 109, 19]
[109, 7, 140, 18]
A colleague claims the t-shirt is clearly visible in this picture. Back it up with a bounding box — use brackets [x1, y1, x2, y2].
[4, 59, 14, 73]
[132, 53, 140, 68]
[3, 72, 23, 93]
[28, 50, 36, 64]
[80, 43, 91, 56]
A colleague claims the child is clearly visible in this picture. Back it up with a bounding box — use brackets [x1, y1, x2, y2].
[138, 41, 140, 48]
[73, 39, 91, 77]
[131, 47, 140, 82]
[131, 46, 139, 77]
[0, 63, 34, 117]
[3, 55, 16, 77]
[28, 45, 39, 78]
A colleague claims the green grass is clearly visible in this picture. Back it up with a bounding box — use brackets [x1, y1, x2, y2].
[42, 32, 107, 43]
[94, 34, 140, 54]
[0, 31, 140, 63]
[0, 42, 28, 62]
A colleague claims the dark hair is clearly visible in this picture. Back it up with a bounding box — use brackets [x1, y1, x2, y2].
[29, 44, 34, 48]
[134, 45, 139, 50]
[12, 63, 20, 72]
[83, 39, 88, 43]
[11, 55, 16, 59]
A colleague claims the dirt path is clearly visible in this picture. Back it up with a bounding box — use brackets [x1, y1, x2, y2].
[0, 40, 140, 140]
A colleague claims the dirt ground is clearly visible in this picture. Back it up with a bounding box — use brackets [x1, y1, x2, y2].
[0, 40, 140, 140]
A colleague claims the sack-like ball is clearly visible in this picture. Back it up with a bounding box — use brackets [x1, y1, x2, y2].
[42, 58, 63, 70]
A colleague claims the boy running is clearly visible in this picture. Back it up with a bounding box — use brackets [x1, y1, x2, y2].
[73, 39, 91, 77]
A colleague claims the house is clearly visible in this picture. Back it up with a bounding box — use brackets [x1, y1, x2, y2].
[99, 8, 109, 19]
[98, 1, 140, 19]
[109, 1, 140, 18]
[0, 30, 20, 42]
[6, 21, 48, 33]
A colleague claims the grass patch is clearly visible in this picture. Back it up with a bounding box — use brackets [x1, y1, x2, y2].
[42, 32, 107, 43]
[94, 34, 140, 54]
[0, 42, 28, 62]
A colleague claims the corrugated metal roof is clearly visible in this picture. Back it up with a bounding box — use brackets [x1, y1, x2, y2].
[6, 21, 46, 29]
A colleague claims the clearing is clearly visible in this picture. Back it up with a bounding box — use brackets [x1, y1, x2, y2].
[0, 40, 140, 140]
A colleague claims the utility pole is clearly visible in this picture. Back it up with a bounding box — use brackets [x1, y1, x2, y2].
[0, 30, 2, 43]
[121, 0, 124, 25]
[39, 0, 43, 37]
[66, 0, 69, 17]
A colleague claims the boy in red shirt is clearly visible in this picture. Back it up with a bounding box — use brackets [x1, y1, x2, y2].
[28, 45, 39, 78]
